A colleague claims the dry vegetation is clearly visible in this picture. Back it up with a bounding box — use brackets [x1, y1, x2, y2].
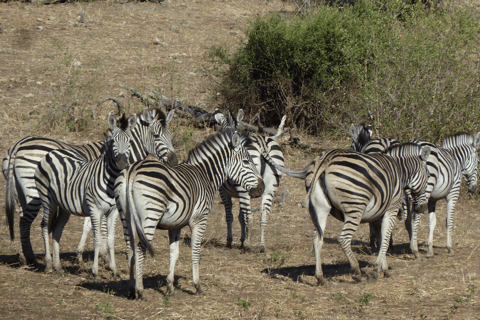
[1, 1, 480, 319]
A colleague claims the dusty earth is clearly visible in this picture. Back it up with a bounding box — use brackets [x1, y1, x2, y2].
[1, 0, 480, 319]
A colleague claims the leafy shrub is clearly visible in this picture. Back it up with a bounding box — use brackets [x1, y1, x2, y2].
[209, 0, 480, 142]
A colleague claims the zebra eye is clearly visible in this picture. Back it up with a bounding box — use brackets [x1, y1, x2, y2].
[243, 159, 249, 165]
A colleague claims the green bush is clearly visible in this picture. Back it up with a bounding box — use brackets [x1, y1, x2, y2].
[209, 0, 480, 142]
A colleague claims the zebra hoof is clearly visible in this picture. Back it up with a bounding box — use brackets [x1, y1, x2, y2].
[448, 249, 455, 257]
[166, 284, 175, 295]
[384, 270, 392, 278]
[128, 287, 136, 300]
[226, 238, 233, 249]
[258, 245, 266, 253]
[352, 274, 362, 283]
[316, 277, 326, 286]
[58, 269, 65, 277]
[194, 284, 204, 295]
[413, 251, 420, 260]
[76, 254, 84, 264]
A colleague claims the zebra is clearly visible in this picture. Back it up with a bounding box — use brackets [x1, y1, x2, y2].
[407, 133, 480, 258]
[114, 127, 263, 299]
[263, 146, 430, 284]
[34, 113, 136, 277]
[214, 109, 285, 252]
[3, 108, 176, 266]
[349, 123, 400, 154]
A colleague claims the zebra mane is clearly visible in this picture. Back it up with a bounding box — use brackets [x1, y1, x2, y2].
[103, 114, 128, 140]
[350, 123, 371, 151]
[441, 132, 474, 146]
[137, 108, 167, 126]
[187, 128, 250, 162]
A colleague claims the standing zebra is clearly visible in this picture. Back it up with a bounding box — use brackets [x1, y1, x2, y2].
[215, 109, 285, 252]
[34, 114, 136, 277]
[407, 133, 480, 258]
[3, 108, 176, 266]
[263, 146, 430, 284]
[115, 128, 263, 299]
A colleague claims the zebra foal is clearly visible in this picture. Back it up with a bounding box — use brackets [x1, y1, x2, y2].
[264, 146, 430, 284]
[34, 114, 136, 277]
[3, 108, 176, 266]
[115, 128, 263, 299]
[215, 109, 285, 252]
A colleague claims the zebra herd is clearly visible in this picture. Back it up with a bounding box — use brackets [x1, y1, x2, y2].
[2, 108, 479, 298]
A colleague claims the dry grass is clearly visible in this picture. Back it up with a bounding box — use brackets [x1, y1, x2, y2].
[1, 1, 480, 319]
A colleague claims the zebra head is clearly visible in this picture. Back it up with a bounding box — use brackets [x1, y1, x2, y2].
[403, 146, 431, 214]
[107, 113, 137, 170]
[349, 123, 372, 152]
[143, 108, 178, 166]
[228, 131, 264, 193]
[441, 132, 480, 194]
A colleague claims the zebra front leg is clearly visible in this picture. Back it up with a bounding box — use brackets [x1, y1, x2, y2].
[76, 217, 92, 264]
[426, 201, 437, 258]
[410, 211, 423, 259]
[375, 209, 397, 279]
[259, 192, 274, 253]
[238, 193, 252, 251]
[51, 209, 71, 275]
[219, 191, 234, 248]
[190, 221, 207, 294]
[106, 209, 119, 276]
[308, 184, 331, 286]
[89, 211, 105, 279]
[444, 192, 459, 256]
[167, 229, 181, 295]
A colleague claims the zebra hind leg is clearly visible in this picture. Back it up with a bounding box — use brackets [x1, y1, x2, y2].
[51, 209, 71, 275]
[338, 215, 362, 283]
[167, 229, 181, 295]
[18, 201, 42, 267]
[374, 210, 397, 279]
[258, 192, 274, 253]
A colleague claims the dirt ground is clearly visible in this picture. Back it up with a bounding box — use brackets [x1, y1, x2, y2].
[1, 1, 480, 319]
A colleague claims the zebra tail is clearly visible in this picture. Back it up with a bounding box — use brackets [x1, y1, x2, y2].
[305, 153, 332, 208]
[271, 115, 286, 142]
[125, 168, 155, 257]
[4, 153, 16, 240]
[261, 151, 309, 180]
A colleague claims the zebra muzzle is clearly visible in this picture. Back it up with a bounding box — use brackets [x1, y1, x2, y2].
[468, 184, 478, 194]
[116, 154, 128, 170]
[165, 151, 178, 167]
[415, 203, 428, 214]
[248, 178, 265, 197]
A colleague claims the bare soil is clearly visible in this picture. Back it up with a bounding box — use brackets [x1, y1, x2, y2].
[1, 1, 480, 319]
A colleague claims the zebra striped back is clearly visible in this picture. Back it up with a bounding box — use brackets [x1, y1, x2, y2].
[440, 132, 480, 193]
[362, 138, 401, 154]
[115, 128, 262, 299]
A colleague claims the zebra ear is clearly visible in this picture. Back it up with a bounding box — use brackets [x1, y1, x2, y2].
[127, 114, 137, 131]
[419, 146, 431, 162]
[348, 124, 357, 139]
[143, 109, 154, 123]
[367, 125, 373, 138]
[214, 111, 225, 126]
[107, 113, 117, 131]
[236, 109, 244, 124]
[166, 109, 175, 127]
[227, 111, 235, 129]
[232, 132, 241, 149]
[474, 132, 480, 149]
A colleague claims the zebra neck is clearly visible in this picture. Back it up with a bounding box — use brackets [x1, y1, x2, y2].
[186, 147, 229, 192]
